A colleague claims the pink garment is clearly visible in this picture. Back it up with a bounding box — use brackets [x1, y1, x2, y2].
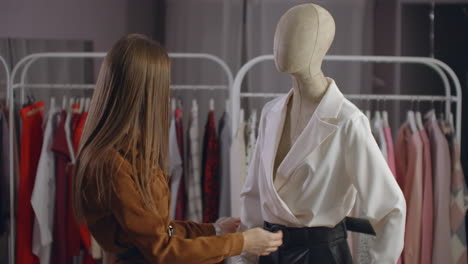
[419, 129, 434, 264]
[383, 126, 402, 264]
[425, 117, 452, 264]
[395, 123, 423, 264]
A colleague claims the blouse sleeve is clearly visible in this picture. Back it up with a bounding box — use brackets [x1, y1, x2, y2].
[111, 169, 244, 264]
[344, 114, 406, 264]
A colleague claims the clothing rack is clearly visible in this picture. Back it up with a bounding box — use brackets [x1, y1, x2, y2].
[231, 55, 462, 143]
[0, 56, 10, 105]
[7, 52, 234, 264]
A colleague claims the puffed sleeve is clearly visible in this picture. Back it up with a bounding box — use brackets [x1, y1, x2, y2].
[111, 169, 244, 264]
[344, 113, 406, 264]
[232, 111, 267, 264]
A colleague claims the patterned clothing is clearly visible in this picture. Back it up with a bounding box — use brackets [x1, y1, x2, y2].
[202, 111, 220, 223]
[175, 108, 187, 220]
[441, 124, 467, 264]
[186, 103, 203, 222]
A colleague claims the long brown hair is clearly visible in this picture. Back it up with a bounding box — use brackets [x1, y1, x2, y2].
[73, 34, 171, 220]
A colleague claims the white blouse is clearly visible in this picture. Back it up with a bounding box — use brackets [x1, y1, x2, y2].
[236, 80, 406, 264]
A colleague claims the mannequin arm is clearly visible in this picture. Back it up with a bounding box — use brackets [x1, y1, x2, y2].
[345, 114, 406, 264]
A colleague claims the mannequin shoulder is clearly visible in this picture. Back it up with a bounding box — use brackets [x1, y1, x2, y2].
[335, 98, 366, 125]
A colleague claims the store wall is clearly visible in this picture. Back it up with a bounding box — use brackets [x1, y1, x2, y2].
[0, 0, 159, 51]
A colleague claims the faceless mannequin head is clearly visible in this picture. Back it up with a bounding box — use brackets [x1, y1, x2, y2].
[274, 4, 335, 77]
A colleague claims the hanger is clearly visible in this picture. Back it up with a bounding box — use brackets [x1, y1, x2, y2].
[448, 112, 455, 132]
[374, 99, 382, 122]
[171, 98, 176, 114]
[407, 110, 418, 133]
[365, 97, 371, 120]
[191, 99, 198, 112]
[84, 98, 91, 112]
[69, 97, 75, 112]
[382, 111, 389, 127]
[415, 99, 424, 131]
[50, 97, 56, 111]
[381, 98, 389, 127]
[62, 95, 68, 110]
[251, 109, 257, 127]
[79, 97, 85, 114]
[177, 98, 183, 110]
[209, 98, 215, 111]
[239, 108, 245, 125]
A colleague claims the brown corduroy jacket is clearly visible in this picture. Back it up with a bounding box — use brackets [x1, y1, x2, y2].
[82, 151, 244, 264]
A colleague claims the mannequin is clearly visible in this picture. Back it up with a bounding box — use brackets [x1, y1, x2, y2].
[235, 4, 406, 264]
[273, 4, 335, 177]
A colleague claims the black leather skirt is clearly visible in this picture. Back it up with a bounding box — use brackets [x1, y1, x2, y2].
[258, 220, 353, 264]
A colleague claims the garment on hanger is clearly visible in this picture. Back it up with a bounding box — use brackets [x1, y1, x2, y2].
[419, 127, 434, 264]
[169, 118, 183, 220]
[425, 111, 452, 264]
[383, 126, 396, 177]
[395, 123, 423, 264]
[67, 104, 82, 259]
[230, 120, 246, 218]
[174, 107, 187, 220]
[245, 112, 257, 177]
[442, 123, 467, 264]
[186, 102, 203, 222]
[235, 80, 405, 264]
[16, 101, 44, 264]
[71, 110, 95, 263]
[373, 114, 387, 161]
[218, 111, 231, 218]
[51, 110, 73, 264]
[30, 104, 60, 264]
[73, 111, 88, 152]
[202, 110, 220, 223]
[0, 109, 10, 235]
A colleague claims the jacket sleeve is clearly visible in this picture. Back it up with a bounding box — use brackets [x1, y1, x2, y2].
[345, 114, 406, 264]
[170, 220, 215, 239]
[111, 169, 244, 264]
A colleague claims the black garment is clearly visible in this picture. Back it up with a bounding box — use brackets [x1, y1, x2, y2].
[259, 221, 352, 264]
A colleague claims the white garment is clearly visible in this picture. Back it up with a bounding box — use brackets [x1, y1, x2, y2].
[64, 110, 76, 163]
[235, 80, 406, 264]
[355, 113, 389, 264]
[169, 118, 183, 220]
[90, 236, 102, 259]
[373, 114, 388, 161]
[186, 104, 203, 222]
[245, 112, 257, 178]
[31, 106, 60, 264]
[230, 122, 246, 218]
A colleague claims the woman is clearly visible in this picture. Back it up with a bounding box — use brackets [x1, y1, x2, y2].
[73, 34, 282, 264]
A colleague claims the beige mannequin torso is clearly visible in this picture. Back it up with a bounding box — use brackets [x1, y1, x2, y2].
[272, 4, 336, 179]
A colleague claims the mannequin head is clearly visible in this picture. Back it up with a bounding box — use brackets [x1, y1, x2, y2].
[274, 4, 335, 77]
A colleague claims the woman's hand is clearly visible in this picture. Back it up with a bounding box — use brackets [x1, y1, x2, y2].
[242, 228, 283, 256]
[215, 217, 241, 234]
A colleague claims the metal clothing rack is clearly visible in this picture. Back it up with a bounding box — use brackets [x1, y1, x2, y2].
[0, 56, 10, 105]
[7, 52, 234, 264]
[231, 55, 462, 142]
